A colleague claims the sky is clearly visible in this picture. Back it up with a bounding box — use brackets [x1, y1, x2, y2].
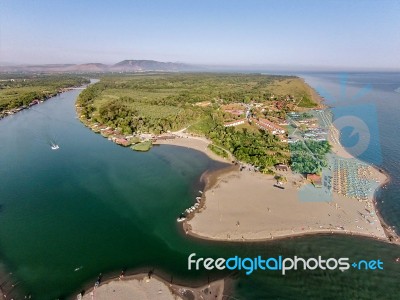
[0, 0, 399, 70]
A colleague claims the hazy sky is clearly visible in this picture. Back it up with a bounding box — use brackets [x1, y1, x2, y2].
[1, 0, 399, 69]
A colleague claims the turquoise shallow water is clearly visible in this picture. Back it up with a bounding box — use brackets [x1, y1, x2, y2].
[0, 75, 399, 299]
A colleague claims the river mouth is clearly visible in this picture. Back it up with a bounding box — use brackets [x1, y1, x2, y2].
[0, 86, 232, 298]
[0, 75, 399, 299]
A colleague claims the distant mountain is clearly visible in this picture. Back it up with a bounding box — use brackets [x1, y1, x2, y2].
[66, 63, 109, 72]
[0, 64, 75, 73]
[0, 60, 197, 73]
[110, 60, 192, 72]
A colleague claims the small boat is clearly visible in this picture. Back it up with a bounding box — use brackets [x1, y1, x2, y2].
[177, 213, 186, 222]
[199, 190, 203, 194]
[51, 143, 59, 150]
[273, 184, 285, 189]
[196, 196, 202, 200]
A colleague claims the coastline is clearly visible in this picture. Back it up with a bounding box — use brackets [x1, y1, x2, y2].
[69, 76, 399, 299]
[0, 83, 89, 122]
[182, 132, 398, 245]
[75, 80, 397, 245]
[150, 126, 396, 244]
[155, 133, 232, 164]
[79, 273, 224, 300]
[161, 85, 398, 245]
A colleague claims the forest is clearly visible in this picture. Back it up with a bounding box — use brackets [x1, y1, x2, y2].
[289, 140, 332, 174]
[77, 73, 320, 171]
[78, 73, 315, 132]
[0, 75, 89, 112]
[201, 114, 290, 172]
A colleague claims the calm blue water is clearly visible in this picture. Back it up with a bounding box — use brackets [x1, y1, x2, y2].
[0, 74, 399, 300]
[300, 72, 400, 235]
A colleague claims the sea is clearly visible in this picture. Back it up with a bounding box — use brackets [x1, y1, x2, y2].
[0, 73, 399, 299]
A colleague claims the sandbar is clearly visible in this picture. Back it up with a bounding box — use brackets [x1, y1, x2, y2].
[81, 274, 224, 300]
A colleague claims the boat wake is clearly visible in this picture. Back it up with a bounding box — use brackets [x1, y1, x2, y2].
[50, 142, 59, 150]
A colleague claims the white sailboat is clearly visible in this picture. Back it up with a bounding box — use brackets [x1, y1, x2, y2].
[51, 142, 59, 150]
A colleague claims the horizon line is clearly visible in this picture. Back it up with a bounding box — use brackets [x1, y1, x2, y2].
[1, 60, 400, 73]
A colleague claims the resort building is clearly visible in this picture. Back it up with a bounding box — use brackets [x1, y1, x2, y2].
[194, 101, 211, 107]
[155, 134, 176, 140]
[223, 119, 246, 127]
[307, 174, 322, 187]
[221, 104, 245, 117]
[275, 164, 289, 172]
[225, 109, 245, 117]
[115, 138, 130, 146]
[253, 118, 285, 135]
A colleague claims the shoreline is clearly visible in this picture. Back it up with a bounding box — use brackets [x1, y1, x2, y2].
[78, 273, 225, 300]
[181, 130, 398, 245]
[78, 85, 397, 245]
[162, 139, 393, 245]
[155, 134, 232, 164]
[69, 76, 399, 299]
[163, 86, 398, 246]
[149, 121, 397, 244]
[0, 83, 89, 122]
[185, 169, 394, 243]
[327, 111, 398, 244]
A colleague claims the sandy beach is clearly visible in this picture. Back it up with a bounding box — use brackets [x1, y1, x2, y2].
[155, 131, 233, 164]
[187, 168, 388, 241]
[80, 274, 224, 300]
[158, 124, 396, 243]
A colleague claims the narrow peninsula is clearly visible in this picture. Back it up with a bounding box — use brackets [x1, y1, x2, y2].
[76, 73, 397, 245]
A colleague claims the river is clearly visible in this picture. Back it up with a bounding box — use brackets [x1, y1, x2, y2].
[0, 76, 399, 299]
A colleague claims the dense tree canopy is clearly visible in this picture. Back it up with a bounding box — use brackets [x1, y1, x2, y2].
[77, 74, 323, 171]
[290, 140, 331, 174]
[0, 75, 89, 111]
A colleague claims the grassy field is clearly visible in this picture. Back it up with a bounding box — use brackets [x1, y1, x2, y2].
[131, 140, 153, 152]
[267, 78, 317, 107]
